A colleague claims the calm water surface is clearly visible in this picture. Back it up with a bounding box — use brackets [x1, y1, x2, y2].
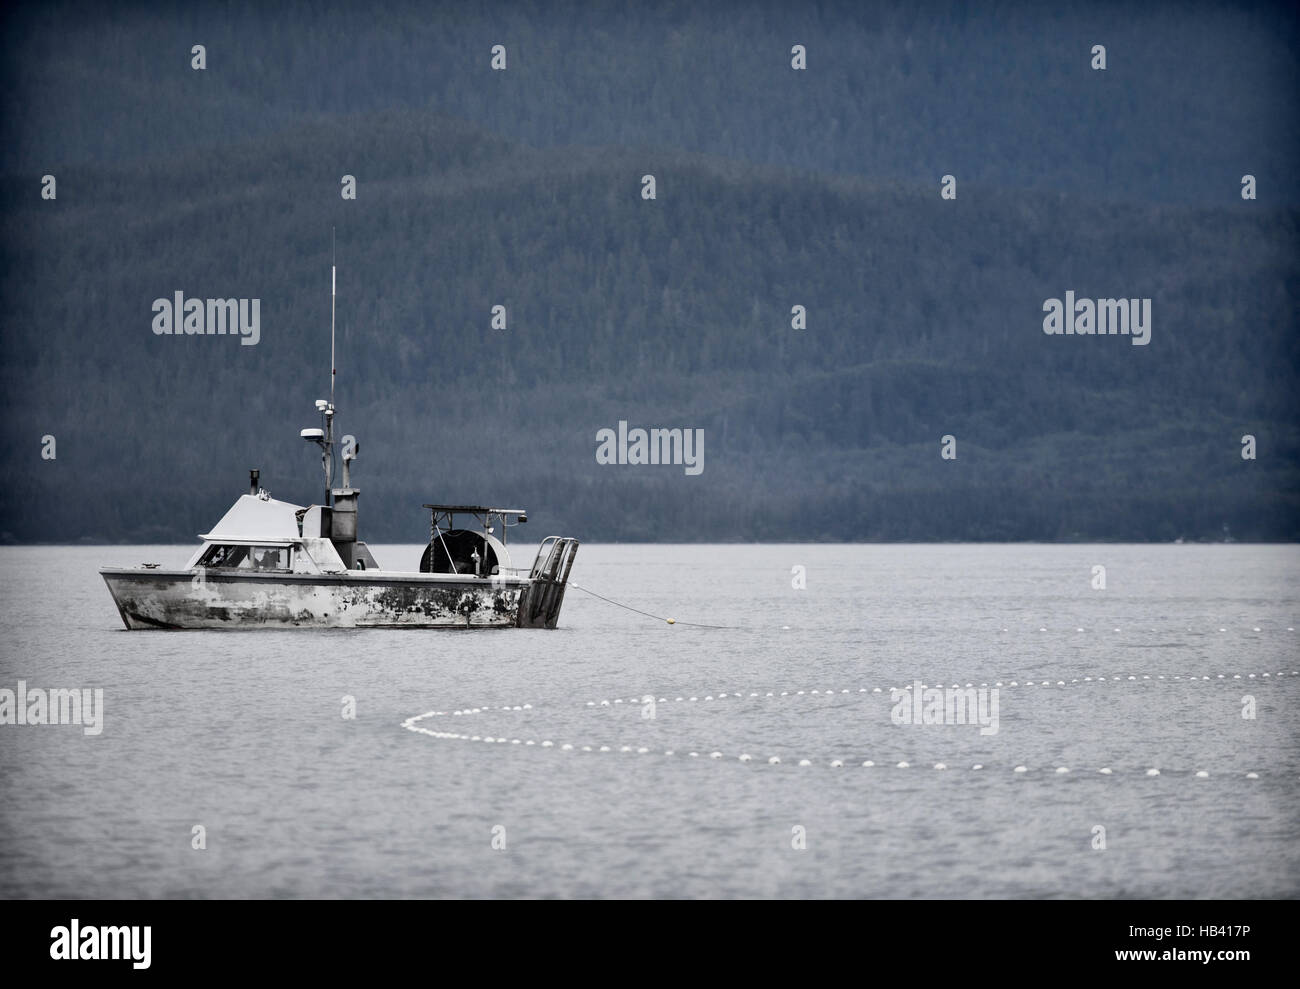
[1, 544, 1297, 898]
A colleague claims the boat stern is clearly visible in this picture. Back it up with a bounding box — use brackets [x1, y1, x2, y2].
[517, 537, 579, 629]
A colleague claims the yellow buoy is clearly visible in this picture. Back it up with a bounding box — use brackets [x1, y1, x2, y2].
[666, 618, 675, 624]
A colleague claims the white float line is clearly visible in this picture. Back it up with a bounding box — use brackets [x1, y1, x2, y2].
[581, 670, 1298, 708]
[997, 626, 1294, 634]
[400, 711, 1276, 780]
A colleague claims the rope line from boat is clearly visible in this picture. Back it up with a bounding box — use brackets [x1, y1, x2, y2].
[567, 581, 736, 629]
[431, 521, 459, 575]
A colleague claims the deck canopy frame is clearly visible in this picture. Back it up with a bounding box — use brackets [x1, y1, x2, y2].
[421, 504, 527, 552]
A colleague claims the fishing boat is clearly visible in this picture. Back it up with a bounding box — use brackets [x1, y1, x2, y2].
[99, 255, 578, 630]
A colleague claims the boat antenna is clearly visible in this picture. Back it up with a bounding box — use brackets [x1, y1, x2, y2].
[322, 230, 338, 505]
[302, 232, 340, 505]
[331, 226, 337, 412]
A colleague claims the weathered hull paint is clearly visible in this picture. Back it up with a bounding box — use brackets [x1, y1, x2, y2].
[100, 569, 527, 629]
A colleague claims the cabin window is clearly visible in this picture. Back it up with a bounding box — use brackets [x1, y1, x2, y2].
[252, 546, 290, 571]
[199, 544, 248, 568]
[198, 545, 290, 571]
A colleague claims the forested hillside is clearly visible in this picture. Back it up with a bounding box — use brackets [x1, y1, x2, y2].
[3, 0, 1296, 205]
[1, 1, 1296, 542]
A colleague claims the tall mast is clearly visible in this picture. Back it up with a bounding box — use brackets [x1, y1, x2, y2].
[331, 227, 337, 413]
[302, 232, 340, 506]
[324, 230, 337, 504]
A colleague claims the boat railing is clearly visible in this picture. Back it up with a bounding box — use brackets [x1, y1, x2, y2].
[529, 536, 579, 583]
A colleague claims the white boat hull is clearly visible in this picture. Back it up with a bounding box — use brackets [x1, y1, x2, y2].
[100, 568, 534, 629]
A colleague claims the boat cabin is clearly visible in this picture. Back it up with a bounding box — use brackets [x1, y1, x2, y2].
[184, 492, 380, 574]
